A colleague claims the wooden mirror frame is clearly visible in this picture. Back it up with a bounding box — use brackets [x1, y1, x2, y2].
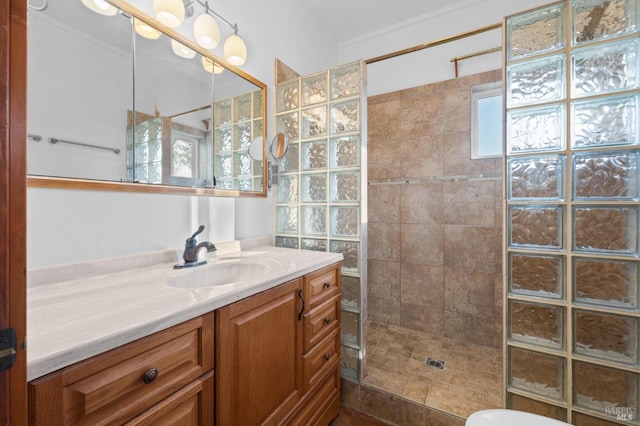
[27, 0, 268, 198]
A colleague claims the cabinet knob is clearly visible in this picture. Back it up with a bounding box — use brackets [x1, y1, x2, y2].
[143, 368, 159, 384]
[323, 282, 331, 289]
[323, 353, 330, 361]
[323, 317, 331, 325]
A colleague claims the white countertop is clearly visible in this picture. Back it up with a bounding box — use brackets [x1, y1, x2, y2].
[27, 245, 342, 381]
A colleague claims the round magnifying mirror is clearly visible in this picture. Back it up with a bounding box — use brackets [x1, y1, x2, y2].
[248, 136, 263, 161]
[270, 133, 289, 160]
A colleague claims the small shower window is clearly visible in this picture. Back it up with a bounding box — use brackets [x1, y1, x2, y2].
[471, 83, 503, 159]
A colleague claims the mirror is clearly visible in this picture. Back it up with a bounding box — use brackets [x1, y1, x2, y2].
[270, 133, 289, 160]
[27, 0, 267, 196]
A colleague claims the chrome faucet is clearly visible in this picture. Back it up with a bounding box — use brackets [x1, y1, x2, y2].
[174, 225, 217, 269]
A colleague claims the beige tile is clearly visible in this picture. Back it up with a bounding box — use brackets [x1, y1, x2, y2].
[443, 268, 496, 316]
[368, 184, 401, 224]
[399, 133, 445, 179]
[444, 310, 495, 347]
[400, 263, 444, 308]
[368, 222, 401, 261]
[401, 303, 444, 335]
[443, 131, 498, 176]
[443, 89, 471, 133]
[444, 225, 496, 273]
[424, 407, 465, 426]
[368, 260, 401, 300]
[368, 296, 401, 325]
[341, 378, 361, 409]
[360, 386, 424, 426]
[400, 183, 443, 225]
[443, 180, 496, 227]
[401, 224, 444, 266]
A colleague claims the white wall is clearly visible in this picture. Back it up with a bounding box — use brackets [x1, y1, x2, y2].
[27, 0, 338, 268]
[337, 0, 552, 96]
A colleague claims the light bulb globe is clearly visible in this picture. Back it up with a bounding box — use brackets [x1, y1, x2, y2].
[153, 0, 185, 28]
[193, 13, 220, 50]
[81, 0, 118, 16]
[171, 39, 196, 59]
[224, 34, 247, 66]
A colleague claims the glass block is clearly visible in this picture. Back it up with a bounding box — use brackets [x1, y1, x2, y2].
[574, 361, 638, 420]
[148, 141, 161, 163]
[507, 393, 567, 421]
[148, 118, 161, 141]
[215, 127, 232, 152]
[330, 100, 359, 134]
[574, 151, 638, 199]
[330, 171, 359, 202]
[134, 142, 148, 164]
[276, 112, 299, 141]
[341, 275, 360, 310]
[126, 148, 133, 167]
[126, 167, 133, 181]
[509, 205, 564, 249]
[510, 253, 564, 299]
[302, 106, 327, 138]
[134, 164, 148, 182]
[574, 257, 639, 309]
[216, 178, 232, 190]
[276, 175, 298, 203]
[302, 72, 328, 106]
[341, 345, 359, 380]
[508, 104, 566, 153]
[280, 143, 299, 173]
[214, 99, 231, 127]
[574, 0, 639, 45]
[233, 93, 251, 122]
[572, 94, 639, 149]
[301, 238, 327, 251]
[233, 122, 252, 150]
[275, 236, 298, 249]
[235, 178, 252, 191]
[507, 55, 565, 108]
[574, 310, 638, 364]
[572, 39, 639, 98]
[331, 63, 360, 99]
[573, 412, 628, 425]
[507, 3, 565, 60]
[301, 173, 327, 202]
[508, 155, 564, 200]
[330, 135, 359, 168]
[301, 206, 326, 236]
[510, 300, 564, 349]
[573, 206, 638, 254]
[301, 139, 326, 171]
[341, 310, 359, 346]
[330, 207, 359, 238]
[215, 154, 232, 177]
[135, 120, 149, 143]
[509, 347, 565, 401]
[276, 80, 299, 113]
[275, 206, 298, 234]
[330, 240, 359, 273]
[252, 119, 264, 140]
[148, 162, 161, 183]
[252, 90, 263, 118]
[233, 152, 252, 176]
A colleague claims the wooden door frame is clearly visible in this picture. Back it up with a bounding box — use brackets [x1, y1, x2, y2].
[0, 0, 28, 424]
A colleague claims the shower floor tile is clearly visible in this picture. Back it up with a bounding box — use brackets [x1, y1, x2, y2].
[363, 321, 503, 418]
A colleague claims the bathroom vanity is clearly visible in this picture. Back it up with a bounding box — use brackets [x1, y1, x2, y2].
[26, 244, 342, 425]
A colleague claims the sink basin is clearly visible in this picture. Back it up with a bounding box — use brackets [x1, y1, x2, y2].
[169, 261, 271, 289]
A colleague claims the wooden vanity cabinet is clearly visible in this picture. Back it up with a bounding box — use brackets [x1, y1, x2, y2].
[28, 313, 214, 425]
[216, 262, 341, 426]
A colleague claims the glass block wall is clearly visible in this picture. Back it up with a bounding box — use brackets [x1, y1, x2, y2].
[505, 0, 640, 424]
[214, 90, 264, 191]
[274, 61, 368, 381]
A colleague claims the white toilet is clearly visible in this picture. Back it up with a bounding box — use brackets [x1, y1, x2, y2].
[466, 409, 571, 426]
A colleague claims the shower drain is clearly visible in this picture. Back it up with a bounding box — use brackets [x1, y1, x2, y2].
[425, 357, 445, 369]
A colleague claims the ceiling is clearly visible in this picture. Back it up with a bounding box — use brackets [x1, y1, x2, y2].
[304, 0, 474, 43]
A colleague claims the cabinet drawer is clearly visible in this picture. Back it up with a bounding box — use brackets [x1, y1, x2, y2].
[303, 295, 340, 353]
[285, 368, 340, 426]
[304, 263, 340, 309]
[303, 328, 340, 392]
[29, 313, 214, 425]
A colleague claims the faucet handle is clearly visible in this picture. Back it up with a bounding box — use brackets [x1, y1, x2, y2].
[186, 225, 206, 247]
[191, 225, 205, 239]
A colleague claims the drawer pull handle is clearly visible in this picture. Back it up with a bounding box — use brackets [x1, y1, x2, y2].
[323, 282, 331, 289]
[297, 289, 305, 321]
[323, 353, 330, 361]
[143, 368, 159, 384]
[323, 317, 331, 325]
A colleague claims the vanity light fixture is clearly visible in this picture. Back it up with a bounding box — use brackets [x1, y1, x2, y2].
[134, 18, 162, 39]
[171, 39, 196, 58]
[201, 56, 225, 74]
[193, 11, 220, 49]
[153, 0, 185, 28]
[81, 0, 118, 16]
[224, 33, 247, 66]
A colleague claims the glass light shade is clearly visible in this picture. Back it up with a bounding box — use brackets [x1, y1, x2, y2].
[193, 13, 220, 49]
[81, 0, 118, 16]
[153, 0, 185, 28]
[202, 57, 225, 74]
[134, 19, 161, 40]
[224, 34, 247, 66]
[171, 39, 196, 59]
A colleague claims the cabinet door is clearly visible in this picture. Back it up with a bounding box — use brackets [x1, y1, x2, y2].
[216, 278, 303, 426]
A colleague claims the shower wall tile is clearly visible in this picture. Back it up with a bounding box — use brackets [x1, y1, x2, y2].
[368, 260, 401, 300]
[444, 269, 496, 316]
[443, 131, 500, 176]
[368, 222, 401, 261]
[368, 184, 401, 224]
[401, 183, 443, 225]
[444, 226, 496, 273]
[399, 88, 444, 137]
[401, 303, 444, 335]
[401, 224, 444, 266]
[443, 89, 471, 133]
[368, 296, 400, 326]
[444, 310, 495, 347]
[400, 263, 444, 308]
[360, 385, 425, 426]
[444, 181, 496, 226]
[399, 133, 445, 178]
